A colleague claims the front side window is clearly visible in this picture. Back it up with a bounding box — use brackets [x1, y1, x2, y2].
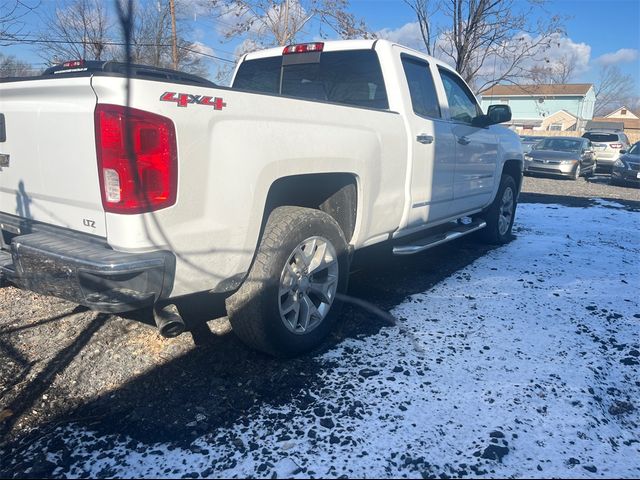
[438, 68, 481, 124]
[401, 55, 441, 119]
[233, 50, 389, 110]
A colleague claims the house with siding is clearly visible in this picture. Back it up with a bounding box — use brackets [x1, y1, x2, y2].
[604, 105, 639, 120]
[479, 84, 596, 132]
[589, 106, 640, 137]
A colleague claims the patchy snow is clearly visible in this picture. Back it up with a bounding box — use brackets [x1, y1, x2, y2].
[6, 202, 640, 478]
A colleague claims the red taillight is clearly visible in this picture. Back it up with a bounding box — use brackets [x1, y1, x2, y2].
[95, 104, 177, 214]
[62, 60, 84, 68]
[282, 42, 324, 55]
[610, 143, 622, 149]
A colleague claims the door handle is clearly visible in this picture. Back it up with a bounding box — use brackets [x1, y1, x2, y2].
[416, 134, 434, 144]
[457, 136, 470, 145]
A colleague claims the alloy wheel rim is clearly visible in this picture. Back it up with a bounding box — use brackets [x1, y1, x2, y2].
[498, 187, 514, 236]
[278, 236, 339, 335]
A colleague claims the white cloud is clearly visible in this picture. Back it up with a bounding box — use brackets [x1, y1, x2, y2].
[376, 26, 591, 83]
[376, 22, 426, 52]
[595, 48, 639, 66]
[190, 41, 215, 57]
[536, 34, 591, 75]
[233, 38, 264, 57]
[440, 32, 592, 87]
[213, 0, 309, 42]
[214, 2, 252, 36]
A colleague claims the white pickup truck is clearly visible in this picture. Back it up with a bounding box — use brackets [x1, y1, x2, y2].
[0, 39, 522, 356]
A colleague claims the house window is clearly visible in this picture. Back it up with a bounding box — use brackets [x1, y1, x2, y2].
[621, 108, 627, 115]
[548, 123, 562, 131]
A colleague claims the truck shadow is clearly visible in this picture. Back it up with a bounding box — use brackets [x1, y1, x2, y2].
[0, 235, 497, 465]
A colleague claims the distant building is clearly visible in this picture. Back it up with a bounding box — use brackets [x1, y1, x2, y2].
[587, 106, 640, 135]
[479, 83, 596, 131]
[604, 105, 639, 120]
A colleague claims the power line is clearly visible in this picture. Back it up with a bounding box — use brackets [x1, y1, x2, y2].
[0, 36, 237, 63]
[0, 28, 244, 58]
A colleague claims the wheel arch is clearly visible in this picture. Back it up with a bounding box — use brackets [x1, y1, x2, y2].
[262, 172, 359, 243]
[502, 159, 524, 194]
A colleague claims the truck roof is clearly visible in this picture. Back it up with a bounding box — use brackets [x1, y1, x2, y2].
[242, 39, 456, 71]
[243, 39, 378, 60]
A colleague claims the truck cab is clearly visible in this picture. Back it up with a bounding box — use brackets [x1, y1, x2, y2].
[232, 40, 522, 238]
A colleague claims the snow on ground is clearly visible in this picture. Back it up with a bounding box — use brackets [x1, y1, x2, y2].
[9, 201, 640, 478]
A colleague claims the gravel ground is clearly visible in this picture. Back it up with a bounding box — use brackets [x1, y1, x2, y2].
[0, 175, 638, 478]
[520, 173, 640, 203]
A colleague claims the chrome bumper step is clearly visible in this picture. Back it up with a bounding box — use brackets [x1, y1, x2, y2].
[393, 220, 487, 255]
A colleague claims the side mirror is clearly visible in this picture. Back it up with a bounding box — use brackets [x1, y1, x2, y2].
[620, 149, 627, 154]
[473, 104, 512, 127]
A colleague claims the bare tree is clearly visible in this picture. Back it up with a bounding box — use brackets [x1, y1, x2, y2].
[211, 0, 371, 52]
[594, 65, 636, 116]
[405, 0, 564, 93]
[0, 53, 40, 77]
[403, 0, 437, 55]
[0, 0, 39, 45]
[38, 0, 113, 62]
[127, 0, 207, 75]
[527, 52, 578, 84]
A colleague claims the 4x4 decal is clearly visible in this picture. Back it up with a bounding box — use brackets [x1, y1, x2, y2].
[160, 92, 226, 110]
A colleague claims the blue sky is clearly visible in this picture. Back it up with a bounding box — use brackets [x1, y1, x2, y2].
[349, 0, 640, 91]
[3, 0, 639, 93]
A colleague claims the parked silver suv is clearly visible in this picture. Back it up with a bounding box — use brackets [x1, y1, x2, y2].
[582, 130, 631, 173]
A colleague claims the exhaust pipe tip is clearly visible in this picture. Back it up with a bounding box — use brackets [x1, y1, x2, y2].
[154, 304, 186, 338]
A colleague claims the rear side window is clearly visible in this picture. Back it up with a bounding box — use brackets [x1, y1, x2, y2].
[582, 133, 619, 142]
[401, 55, 440, 119]
[232, 56, 281, 94]
[232, 50, 389, 110]
[438, 68, 481, 123]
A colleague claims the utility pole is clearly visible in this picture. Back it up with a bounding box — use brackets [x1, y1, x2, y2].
[169, 0, 178, 69]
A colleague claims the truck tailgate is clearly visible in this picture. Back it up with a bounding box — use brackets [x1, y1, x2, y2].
[0, 77, 105, 237]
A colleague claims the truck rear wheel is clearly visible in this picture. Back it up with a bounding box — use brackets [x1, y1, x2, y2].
[226, 206, 349, 357]
[476, 174, 517, 245]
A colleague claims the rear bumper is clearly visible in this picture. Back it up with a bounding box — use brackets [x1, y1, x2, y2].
[0, 215, 175, 313]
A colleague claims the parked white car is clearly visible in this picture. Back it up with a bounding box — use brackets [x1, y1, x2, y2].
[582, 130, 631, 172]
